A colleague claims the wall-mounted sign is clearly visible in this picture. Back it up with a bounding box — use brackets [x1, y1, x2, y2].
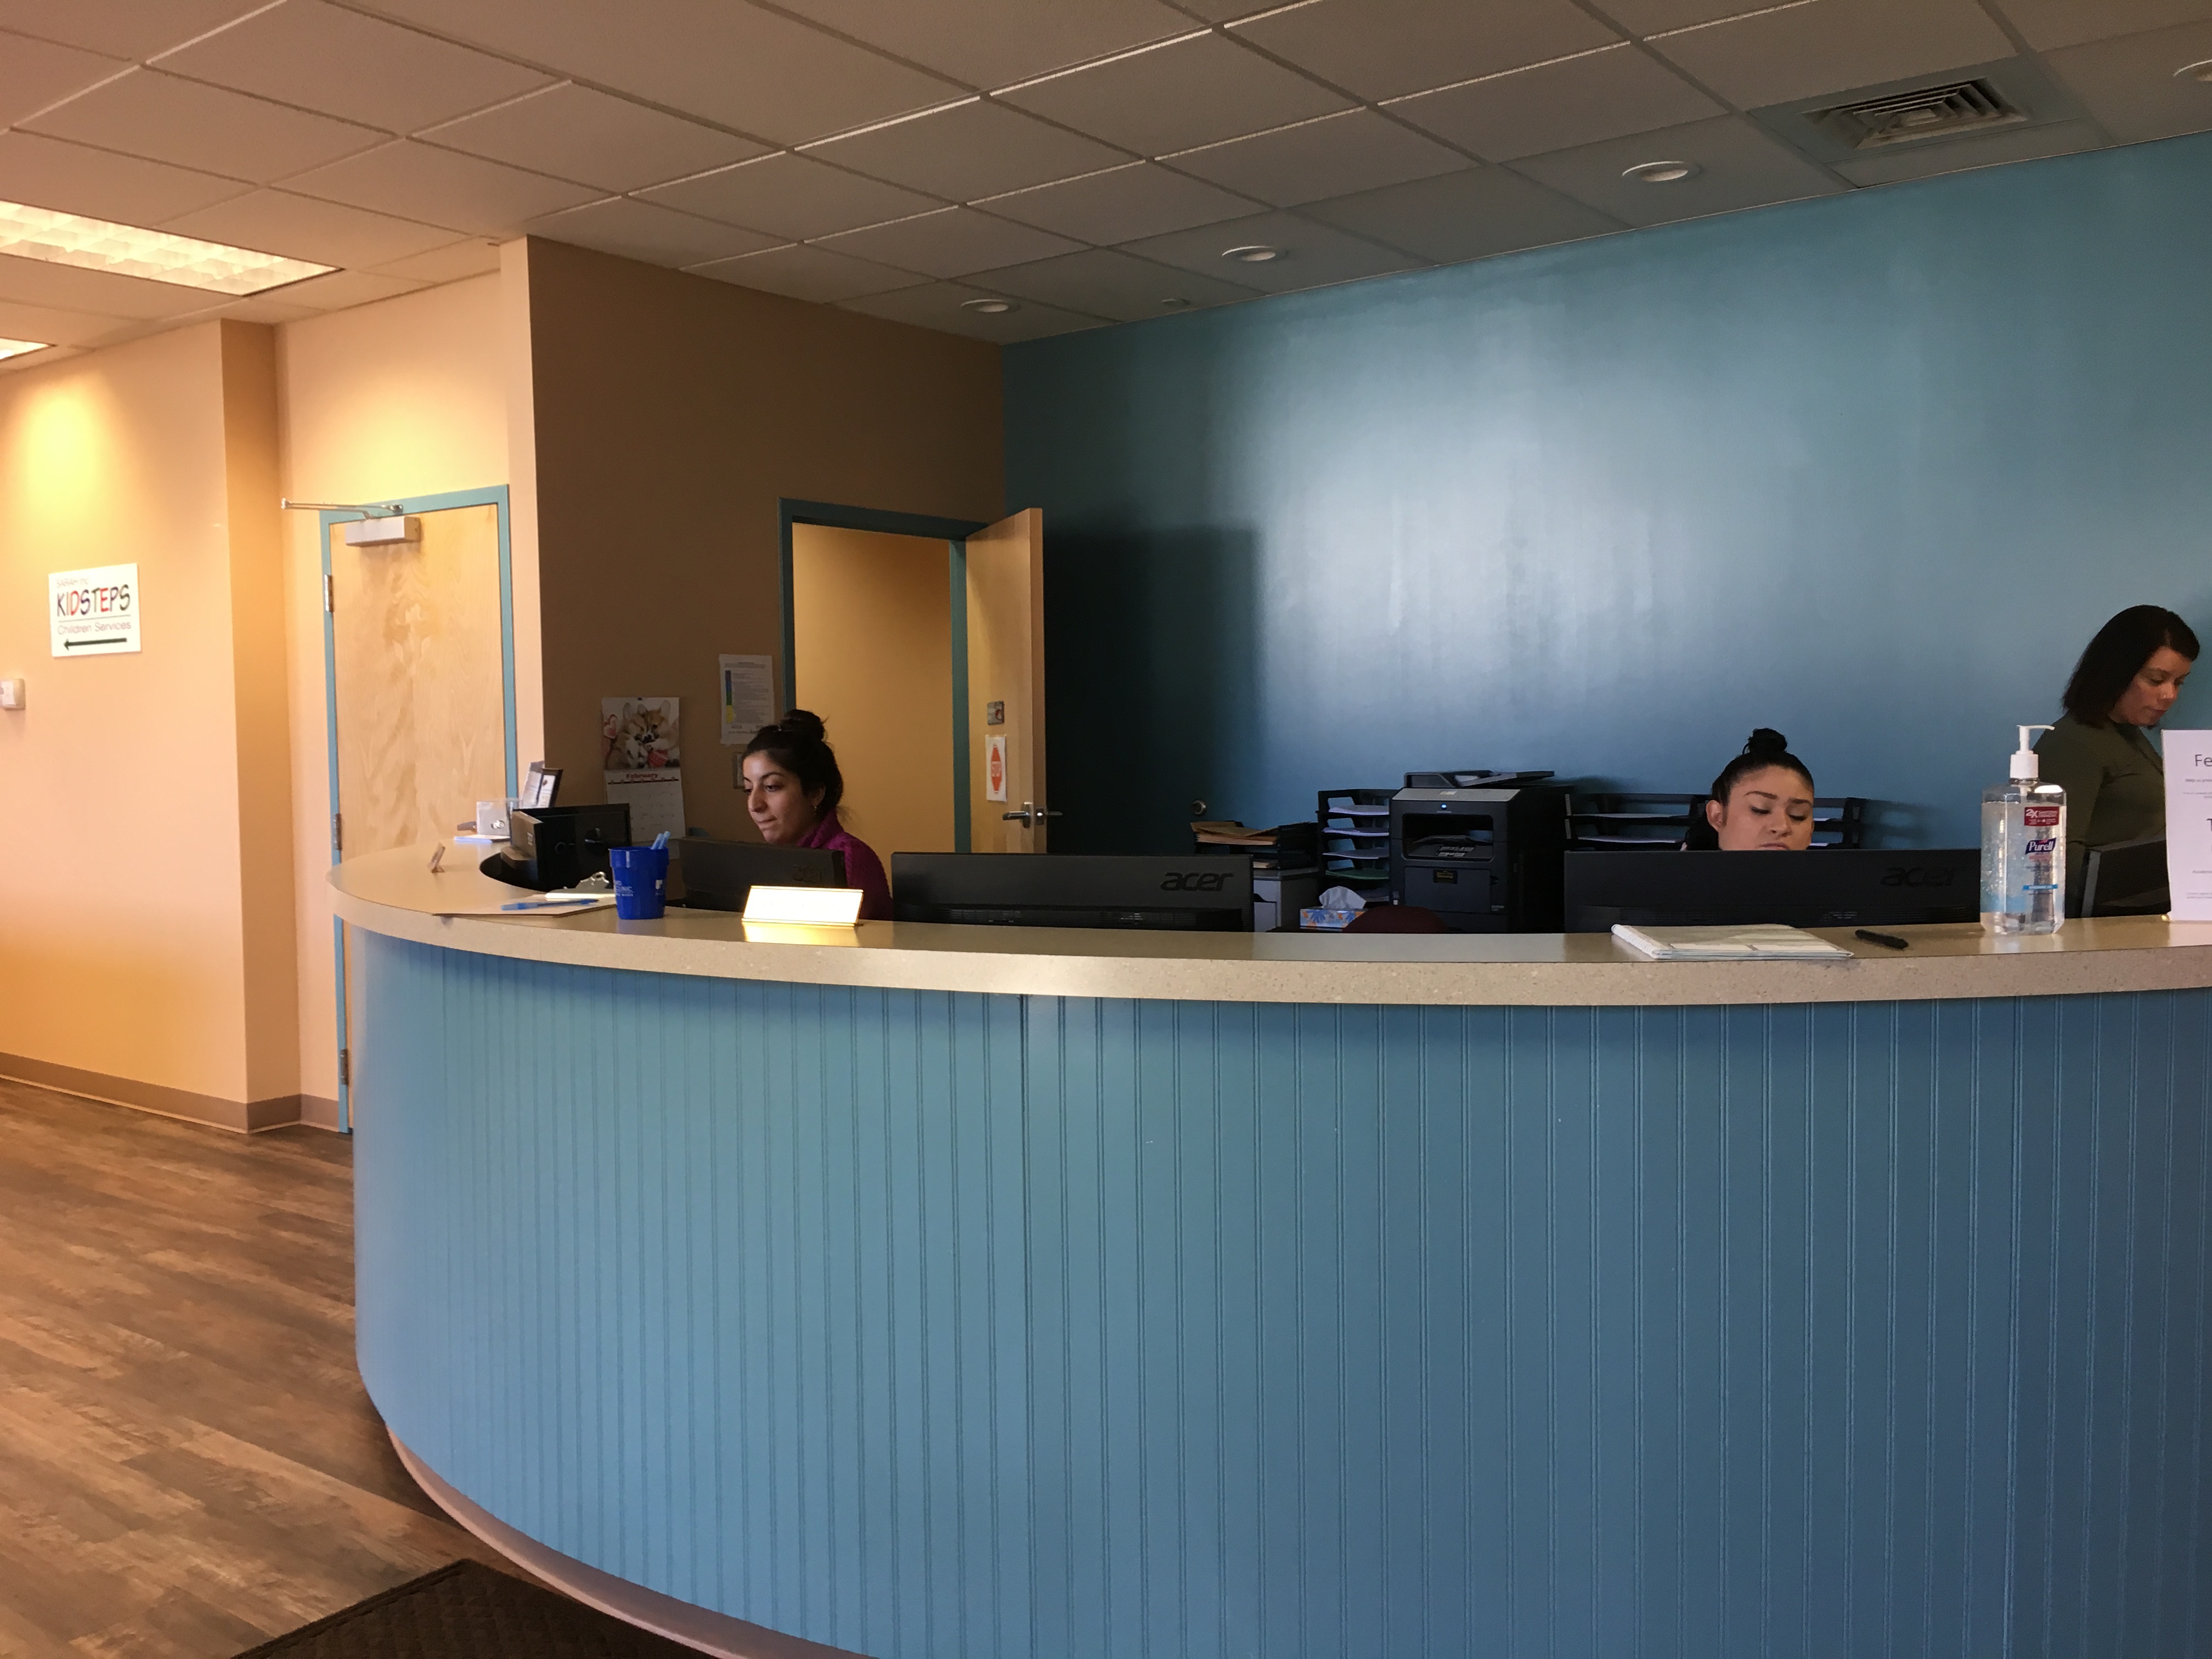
[985, 733, 1007, 802]
[50, 563, 140, 657]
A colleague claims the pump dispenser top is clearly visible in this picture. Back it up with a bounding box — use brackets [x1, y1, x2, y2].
[2012, 724, 2053, 781]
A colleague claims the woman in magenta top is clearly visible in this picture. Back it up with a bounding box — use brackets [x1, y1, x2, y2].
[738, 709, 892, 920]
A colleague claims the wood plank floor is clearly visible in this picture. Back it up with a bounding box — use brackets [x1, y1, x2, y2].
[0, 1079, 517, 1658]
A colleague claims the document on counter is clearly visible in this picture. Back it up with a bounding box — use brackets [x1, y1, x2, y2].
[2165, 730, 2212, 921]
[1612, 923, 1852, 960]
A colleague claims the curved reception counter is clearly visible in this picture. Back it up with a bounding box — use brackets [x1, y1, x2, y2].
[335, 848, 2212, 1659]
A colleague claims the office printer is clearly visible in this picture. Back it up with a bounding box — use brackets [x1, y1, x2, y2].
[1390, 770, 1569, 932]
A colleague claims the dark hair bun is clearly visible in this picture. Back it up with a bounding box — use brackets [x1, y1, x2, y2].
[777, 708, 827, 743]
[1744, 727, 1790, 757]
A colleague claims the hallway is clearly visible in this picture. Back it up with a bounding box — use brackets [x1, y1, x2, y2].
[0, 1083, 507, 1656]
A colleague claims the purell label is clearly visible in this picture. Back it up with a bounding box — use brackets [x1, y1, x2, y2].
[2024, 805, 2061, 827]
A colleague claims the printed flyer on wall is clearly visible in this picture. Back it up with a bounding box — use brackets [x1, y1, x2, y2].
[602, 696, 685, 843]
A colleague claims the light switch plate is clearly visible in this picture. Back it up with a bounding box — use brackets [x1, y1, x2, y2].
[0, 678, 24, 709]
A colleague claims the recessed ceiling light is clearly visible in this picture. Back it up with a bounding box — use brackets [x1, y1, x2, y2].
[961, 297, 1018, 314]
[2178, 58, 2212, 83]
[0, 200, 331, 296]
[1223, 244, 1280, 263]
[0, 337, 50, 363]
[1623, 160, 1700, 183]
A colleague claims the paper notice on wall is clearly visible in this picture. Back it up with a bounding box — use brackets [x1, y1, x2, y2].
[719, 654, 775, 746]
[2165, 730, 2212, 921]
[603, 696, 685, 843]
[50, 564, 140, 656]
[985, 732, 1007, 802]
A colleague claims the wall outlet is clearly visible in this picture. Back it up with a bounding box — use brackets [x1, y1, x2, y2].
[0, 679, 24, 709]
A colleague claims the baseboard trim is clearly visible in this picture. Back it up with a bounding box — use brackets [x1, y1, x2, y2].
[388, 1431, 868, 1659]
[296, 1093, 343, 1131]
[0, 1053, 307, 1135]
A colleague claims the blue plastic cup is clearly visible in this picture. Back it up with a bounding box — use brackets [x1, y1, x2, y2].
[608, 845, 669, 920]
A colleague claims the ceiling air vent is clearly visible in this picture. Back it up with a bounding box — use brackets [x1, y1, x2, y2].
[1808, 79, 2024, 150]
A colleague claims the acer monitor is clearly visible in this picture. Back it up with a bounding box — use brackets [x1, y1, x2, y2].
[890, 853, 1254, 932]
[672, 838, 845, 911]
[1562, 848, 1980, 933]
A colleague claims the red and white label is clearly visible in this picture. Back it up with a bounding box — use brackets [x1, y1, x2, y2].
[2025, 805, 2061, 827]
[985, 733, 1007, 802]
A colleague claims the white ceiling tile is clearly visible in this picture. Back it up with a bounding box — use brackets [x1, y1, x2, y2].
[0, 255, 227, 318]
[2043, 19, 2212, 142]
[261, 268, 426, 309]
[0, 131, 251, 222]
[771, 0, 1196, 89]
[836, 280, 1107, 342]
[1830, 117, 2106, 185]
[1584, 0, 1784, 34]
[816, 207, 1086, 278]
[0, 297, 137, 347]
[0, 0, 263, 59]
[998, 33, 1352, 156]
[1301, 165, 1623, 262]
[421, 84, 763, 193]
[366, 238, 505, 283]
[152, 2, 555, 134]
[1991, 0, 2212, 51]
[1511, 114, 1845, 227]
[1389, 43, 1722, 161]
[283, 140, 601, 235]
[1166, 110, 1469, 207]
[639, 153, 941, 240]
[0, 343, 81, 374]
[1647, 0, 2017, 108]
[804, 99, 1130, 202]
[0, 30, 126, 127]
[1232, 0, 1621, 103]
[160, 188, 461, 266]
[178, 292, 323, 323]
[686, 242, 926, 303]
[977, 162, 1258, 243]
[524, 196, 783, 267]
[967, 246, 1263, 320]
[349, 0, 962, 145]
[1173, 0, 1293, 18]
[1119, 207, 1421, 292]
[24, 68, 386, 185]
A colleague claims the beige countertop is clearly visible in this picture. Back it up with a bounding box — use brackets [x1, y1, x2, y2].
[331, 844, 2212, 1008]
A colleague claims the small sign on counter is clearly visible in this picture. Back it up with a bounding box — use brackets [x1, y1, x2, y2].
[2165, 731, 2212, 921]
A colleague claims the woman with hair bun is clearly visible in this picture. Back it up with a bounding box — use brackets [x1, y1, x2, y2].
[1690, 728, 1818, 851]
[740, 710, 892, 920]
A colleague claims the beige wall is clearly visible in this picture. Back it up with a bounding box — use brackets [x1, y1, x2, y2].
[791, 524, 955, 856]
[274, 272, 520, 1112]
[523, 239, 1002, 841]
[0, 323, 297, 1126]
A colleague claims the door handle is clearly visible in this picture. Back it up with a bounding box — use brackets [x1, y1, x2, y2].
[1001, 801, 1064, 827]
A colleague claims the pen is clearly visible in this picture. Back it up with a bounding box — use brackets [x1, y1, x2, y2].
[1854, 928, 1910, 950]
[500, 897, 603, 911]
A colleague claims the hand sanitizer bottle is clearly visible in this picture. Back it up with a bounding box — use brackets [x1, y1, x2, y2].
[1981, 725, 2067, 934]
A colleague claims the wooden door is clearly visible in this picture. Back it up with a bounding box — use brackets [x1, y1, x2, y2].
[964, 509, 1048, 852]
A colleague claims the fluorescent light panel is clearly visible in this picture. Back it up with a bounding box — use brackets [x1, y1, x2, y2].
[0, 337, 49, 362]
[0, 201, 331, 296]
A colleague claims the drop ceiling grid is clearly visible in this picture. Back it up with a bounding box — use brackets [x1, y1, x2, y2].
[0, 0, 2199, 348]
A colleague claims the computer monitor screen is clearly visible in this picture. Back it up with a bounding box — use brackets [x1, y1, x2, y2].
[674, 838, 845, 911]
[1563, 848, 1979, 932]
[893, 853, 1254, 931]
[2080, 837, 2168, 917]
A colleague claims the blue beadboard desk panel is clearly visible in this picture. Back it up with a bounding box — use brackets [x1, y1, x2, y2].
[337, 849, 2212, 1659]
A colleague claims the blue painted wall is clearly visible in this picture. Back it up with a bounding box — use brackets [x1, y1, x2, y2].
[1006, 133, 2212, 854]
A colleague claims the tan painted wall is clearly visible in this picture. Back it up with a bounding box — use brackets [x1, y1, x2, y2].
[522, 239, 1002, 841]
[275, 272, 518, 1109]
[0, 323, 295, 1122]
[791, 524, 955, 857]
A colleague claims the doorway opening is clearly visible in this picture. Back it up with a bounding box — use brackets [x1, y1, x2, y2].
[780, 500, 1047, 859]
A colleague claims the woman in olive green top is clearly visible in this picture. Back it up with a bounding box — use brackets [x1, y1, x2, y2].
[2034, 605, 2198, 895]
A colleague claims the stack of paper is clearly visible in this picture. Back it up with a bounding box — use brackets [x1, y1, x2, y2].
[1611, 923, 1851, 960]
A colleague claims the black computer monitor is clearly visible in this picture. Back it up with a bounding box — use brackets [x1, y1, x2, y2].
[892, 853, 1254, 930]
[1563, 848, 1980, 932]
[2080, 837, 2168, 917]
[482, 802, 631, 891]
[673, 838, 845, 911]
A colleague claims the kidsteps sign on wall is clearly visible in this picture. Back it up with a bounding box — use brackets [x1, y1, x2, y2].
[50, 564, 140, 657]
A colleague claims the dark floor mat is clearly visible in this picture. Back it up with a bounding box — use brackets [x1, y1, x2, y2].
[233, 1560, 697, 1658]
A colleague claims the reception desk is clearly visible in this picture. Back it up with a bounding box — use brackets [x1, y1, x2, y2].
[335, 847, 2212, 1659]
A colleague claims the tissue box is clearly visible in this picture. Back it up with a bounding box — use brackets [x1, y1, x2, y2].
[1300, 907, 1359, 932]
